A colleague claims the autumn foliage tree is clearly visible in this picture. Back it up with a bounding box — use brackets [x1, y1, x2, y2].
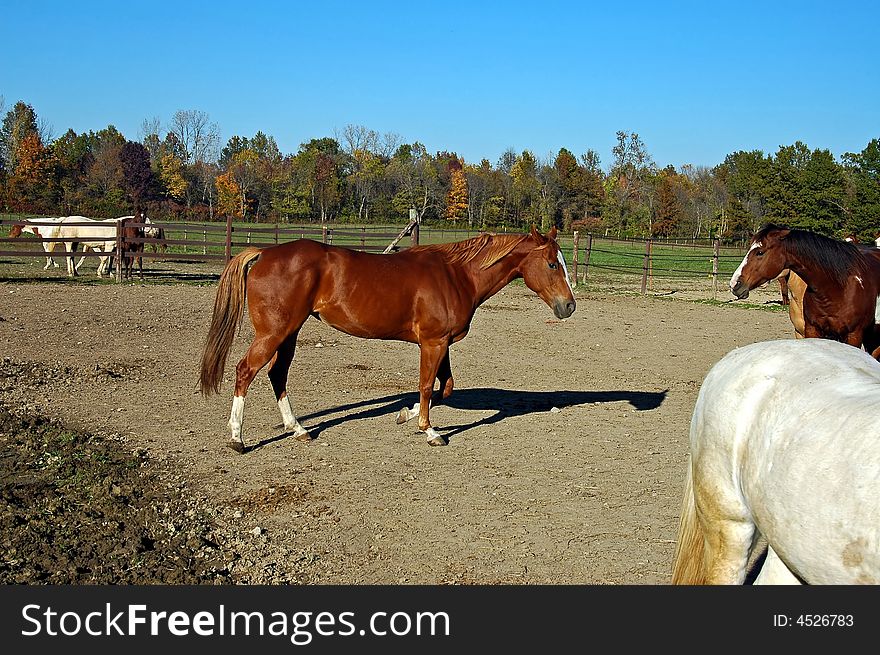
[6, 133, 57, 212]
[652, 166, 682, 237]
[0, 101, 40, 174]
[215, 170, 243, 219]
[445, 157, 468, 222]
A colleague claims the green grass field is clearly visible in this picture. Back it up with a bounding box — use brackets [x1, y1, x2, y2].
[0, 214, 752, 300]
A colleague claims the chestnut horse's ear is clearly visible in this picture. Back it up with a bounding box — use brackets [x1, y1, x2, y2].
[546, 226, 558, 241]
[777, 228, 791, 240]
[530, 224, 541, 240]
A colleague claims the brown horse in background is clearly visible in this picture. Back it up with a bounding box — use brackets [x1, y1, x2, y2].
[778, 235, 877, 340]
[119, 213, 146, 280]
[730, 224, 880, 357]
[200, 226, 576, 452]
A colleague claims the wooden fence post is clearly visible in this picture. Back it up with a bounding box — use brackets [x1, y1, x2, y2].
[571, 231, 579, 287]
[322, 225, 328, 243]
[115, 218, 124, 283]
[641, 239, 652, 295]
[584, 234, 593, 282]
[712, 238, 720, 299]
[411, 221, 420, 247]
[225, 214, 233, 262]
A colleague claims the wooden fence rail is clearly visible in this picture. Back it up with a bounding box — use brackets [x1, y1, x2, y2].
[1, 218, 747, 296]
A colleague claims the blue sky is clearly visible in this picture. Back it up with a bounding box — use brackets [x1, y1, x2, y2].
[2, 0, 877, 170]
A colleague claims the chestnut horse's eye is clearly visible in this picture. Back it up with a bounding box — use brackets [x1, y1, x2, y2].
[756, 250, 765, 257]
[549, 261, 558, 270]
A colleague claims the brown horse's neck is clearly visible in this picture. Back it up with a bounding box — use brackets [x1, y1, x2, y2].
[467, 242, 530, 306]
[783, 253, 840, 297]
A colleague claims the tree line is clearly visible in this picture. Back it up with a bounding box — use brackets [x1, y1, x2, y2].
[1, 98, 878, 242]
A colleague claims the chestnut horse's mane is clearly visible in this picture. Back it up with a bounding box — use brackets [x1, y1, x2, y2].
[410, 232, 545, 270]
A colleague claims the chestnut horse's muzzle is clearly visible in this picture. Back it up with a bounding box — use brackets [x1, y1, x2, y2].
[554, 299, 576, 319]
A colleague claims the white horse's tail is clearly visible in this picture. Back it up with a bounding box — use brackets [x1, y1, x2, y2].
[670, 455, 708, 584]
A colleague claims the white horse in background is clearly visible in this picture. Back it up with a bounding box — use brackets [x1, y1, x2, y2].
[9, 214, 158, 276]
[671, 338, 880, 584]
[8, 216, 101, 272]
[8, 217, 67, 269]
[56, 216, 119, 276]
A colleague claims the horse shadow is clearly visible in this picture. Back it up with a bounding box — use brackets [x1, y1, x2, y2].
[247, 387, 668, 450]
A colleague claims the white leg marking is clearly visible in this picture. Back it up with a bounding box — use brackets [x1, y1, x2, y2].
[397, 400, 431, 424]
[404, 402, 420, 422]
[425, 427, 442, 442]
[278, 396, 309, 437]
[729, 242, 760, 291]
[228, 395, 245, 443]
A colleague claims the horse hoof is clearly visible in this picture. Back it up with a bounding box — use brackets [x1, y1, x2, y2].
[396, 408, 409, 424]
[427, 435, 447, 447]
[294, 430, 313, 442]
[226, 440, 246, 454]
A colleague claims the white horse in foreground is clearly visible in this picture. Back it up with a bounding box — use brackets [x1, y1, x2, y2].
[671, 338, 880, 584]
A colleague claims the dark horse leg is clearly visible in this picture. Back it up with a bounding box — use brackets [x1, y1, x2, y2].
[437, 349, 454, 400]
[862, 323, 880, 360]
[267, 331, 311, 441]
[396, 342, 451, 446]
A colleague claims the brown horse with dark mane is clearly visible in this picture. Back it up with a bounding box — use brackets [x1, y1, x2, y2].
[199, 226, 576, 451]
[119, 213, 146, 280]
[730, 223, 880, 357]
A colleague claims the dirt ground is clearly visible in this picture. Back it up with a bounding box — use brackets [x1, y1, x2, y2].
[0, 265, 793, 585]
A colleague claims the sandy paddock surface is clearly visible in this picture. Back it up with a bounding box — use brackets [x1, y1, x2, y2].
[0, 266, 792, 585]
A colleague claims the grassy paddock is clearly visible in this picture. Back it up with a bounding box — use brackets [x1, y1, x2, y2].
[0, 215, 764, 303]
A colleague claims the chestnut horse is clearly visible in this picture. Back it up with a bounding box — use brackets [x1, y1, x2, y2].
[199, 226, 576, 451]
[729, 224, 880, 358]
[671, 338, 880, 584]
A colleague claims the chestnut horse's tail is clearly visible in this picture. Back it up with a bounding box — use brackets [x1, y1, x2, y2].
[670, 455, 708, 584]
[199, 247, 262, 396]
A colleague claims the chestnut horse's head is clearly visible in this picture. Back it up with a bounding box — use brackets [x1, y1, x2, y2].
[520, 225, 576, 319]
[729, 225, 791, 299]
[8, 223, 26, 238]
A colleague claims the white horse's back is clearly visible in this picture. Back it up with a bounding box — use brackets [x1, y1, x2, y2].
[56, 215, 118, 276]
[675, 338, 880, 584]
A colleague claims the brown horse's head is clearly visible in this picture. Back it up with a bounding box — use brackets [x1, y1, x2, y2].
[729, 225, 791, 299]
[520, 225, 576, 319]
[8, 223, 26, 238]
